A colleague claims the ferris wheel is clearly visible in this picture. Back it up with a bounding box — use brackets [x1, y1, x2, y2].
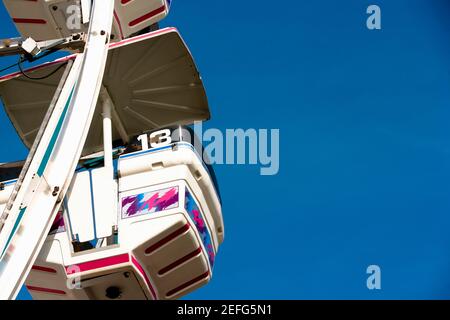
[0, 0, 224, 300]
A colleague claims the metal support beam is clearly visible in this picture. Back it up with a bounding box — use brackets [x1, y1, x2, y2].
[0, 0, 115, 300]
[100, 88, 113, 171]
[0, 34, 86, 58]
[101, 86, 129, 145]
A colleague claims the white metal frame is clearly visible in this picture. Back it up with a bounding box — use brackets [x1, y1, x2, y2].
[0, 0, 115, 300]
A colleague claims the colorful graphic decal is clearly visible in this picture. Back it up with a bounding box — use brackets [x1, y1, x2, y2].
[49, 210, 66, 235]
[122, 186, 179, 219]
[185, 189, 215, 267]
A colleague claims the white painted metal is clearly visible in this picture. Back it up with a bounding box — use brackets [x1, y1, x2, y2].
[43, 0, 114, 196]
[80, 0, 92, 24]
[0, 0, 115, 299]
[2, 0, 170, 43]
[91, 167, 117, 240]
[0, 55, 82, 300]
[0, 34, 86, 57]
[21, 141, 222, 300]
[0, 28, 210, 155]
[119, 142, 224, 245]
[100, 87, 114, 171]
[97, 88, 118, 239]
[0, 0, 225, 301]
[65, 167, 117, 242]
[65, 171, 95, 242]
[0, 181, 14, 216]
[0, 29, 211, 156]
[113, 0, 170, 38]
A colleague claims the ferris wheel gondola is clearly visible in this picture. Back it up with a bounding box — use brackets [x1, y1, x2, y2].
[0, 0, 224, 300]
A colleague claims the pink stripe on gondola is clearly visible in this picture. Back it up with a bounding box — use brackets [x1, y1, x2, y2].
[31, 265, 57, 274]
[65, 253, 129, 274]
[131, 255, 157, 299]
[13, 18, 46, 24]
[0, 55, 76, 82]
[0, 28, 178, 82]
[27, 285, 66, 295]
[128, 5, 166, 27]
[113, 10, 125, 40]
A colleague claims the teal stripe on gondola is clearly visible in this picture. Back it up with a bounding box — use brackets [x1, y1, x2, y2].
[0, 208, 26, 259]
[0, 86, 74, 260]
[37, 86, 75, 176]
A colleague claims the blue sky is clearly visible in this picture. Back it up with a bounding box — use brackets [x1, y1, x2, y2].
[1, 0, 450, 299]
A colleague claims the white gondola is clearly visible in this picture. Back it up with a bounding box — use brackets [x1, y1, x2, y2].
[0, 28, 210, 156]
[3, 0, 171, 41]
[0, 7, 224, 299]
[0, 126, 223, 300]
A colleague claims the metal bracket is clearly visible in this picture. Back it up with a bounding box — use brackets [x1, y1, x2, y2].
[0, 33, 87, 58]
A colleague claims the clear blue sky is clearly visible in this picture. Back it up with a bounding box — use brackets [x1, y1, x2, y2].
[1, 0, 450, 299]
